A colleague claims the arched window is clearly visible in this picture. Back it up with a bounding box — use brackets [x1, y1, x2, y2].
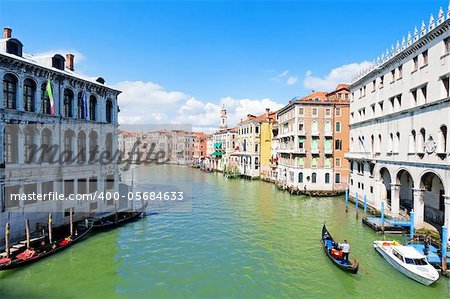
[89, 131, 98, 161]
[388, 133, 394, 152]
[24, 127, 36, 163]
[89, 95, 97, 121]
[63, 89, 74, 117]
[77, 131, 86, 163]
[324, 121, 331, 132]
[394, 132, 400, 153]
[106, 99, 113, 123]
[377, 135, 382, 153]
[298, 172, 303, 183]
[335, 121, 341, 132]
[41, 129, 53, 163]
[41, 82, 51, 114]
[370, 135, 374, 153]
[23, 78, 36, 112]
[77, 92, 85, 119]
[409, 130, 416, 153]
[311, 120, 318, 132]
[438, 125, 447, 154]
[5, 125, 19, 164]
[63, 130, 75, 162]
[3, 74, 17, 109]
[311, 172, 317, 183]
[325, 173, 330, 184]
[299, 121, 304, 132]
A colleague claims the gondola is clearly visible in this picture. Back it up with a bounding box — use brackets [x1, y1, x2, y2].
[0, 220, 93, 271]
[92, 210, 144, 231]
[321, 225, 359, 274]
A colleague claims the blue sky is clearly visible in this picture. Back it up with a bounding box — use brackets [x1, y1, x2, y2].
[0, 0, 447, 129]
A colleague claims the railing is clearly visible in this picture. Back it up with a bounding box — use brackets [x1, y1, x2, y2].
[311, 148, 319, 154]
[344, 152, 374, 160]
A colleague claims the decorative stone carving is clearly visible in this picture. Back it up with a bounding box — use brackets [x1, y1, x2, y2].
[420, 20, 426, 37]
[429, 14, 435, 31]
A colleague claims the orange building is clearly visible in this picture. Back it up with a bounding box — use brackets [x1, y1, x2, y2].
[193, 132, 208, 163]
[276, 85, 350, 192]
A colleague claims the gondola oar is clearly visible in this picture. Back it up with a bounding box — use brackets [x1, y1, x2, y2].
[48, 213, 53, 244]
[25, 219, 30, 248]
[69, 208, 73, 236]
[351, 253, 369, 275]
[5, 222, 10, 258]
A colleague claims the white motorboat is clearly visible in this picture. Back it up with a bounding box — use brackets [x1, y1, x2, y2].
[373, 240, 439, 286]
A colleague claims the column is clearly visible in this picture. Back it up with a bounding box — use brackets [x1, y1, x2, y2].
[17, 125, 25, 164]
[413, 188, 425, 228]
[444, 195, 450, 229]
[17, 75, 24, 111]
[0, 69, 4, 109]
[73, 89, 78, 119]
[373, 179, 383, 210]
[390, 183, 400, 216]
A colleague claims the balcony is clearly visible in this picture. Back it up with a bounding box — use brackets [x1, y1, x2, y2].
[311, 148, 319, 155]
[311, 130, 320, 137]
[344, 152, 374, 160]
[324, 131, 333, 137]
[324, 148, 332, 155]
[298, 148, 306, 154]
[298, 130, 306, 136]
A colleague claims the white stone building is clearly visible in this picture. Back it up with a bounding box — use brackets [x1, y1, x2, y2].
[346, 7, 450, 230]
[0, 27, 122, 244]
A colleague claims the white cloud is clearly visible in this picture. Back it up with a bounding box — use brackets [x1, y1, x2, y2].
[303, 61, 373, 91]
[286, 76, 298, 85]
[272, 70, 299, 86]
[277, 70, 289, 78]
[113, 80, 284, 131]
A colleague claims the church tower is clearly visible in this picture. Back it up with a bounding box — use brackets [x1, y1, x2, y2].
[220, 104, 227, 130]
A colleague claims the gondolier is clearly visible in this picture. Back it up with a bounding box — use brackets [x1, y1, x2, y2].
[339, 240, 351, 262]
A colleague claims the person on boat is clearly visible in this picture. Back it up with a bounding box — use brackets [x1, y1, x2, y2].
[339, 240, 351, 262]
[424, 236, 430, 256]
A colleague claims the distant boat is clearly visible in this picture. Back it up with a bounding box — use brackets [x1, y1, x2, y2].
[321, 225, 359, 274]
[0, 220, 93, 271]
[373, 240, 439, 285]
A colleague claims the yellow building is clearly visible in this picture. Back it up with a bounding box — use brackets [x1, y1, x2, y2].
[233, 109, 277, 179]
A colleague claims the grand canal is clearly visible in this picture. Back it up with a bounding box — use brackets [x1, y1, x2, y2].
[0, 165, 449, 298]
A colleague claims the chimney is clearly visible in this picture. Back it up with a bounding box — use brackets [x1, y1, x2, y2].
[3, 27, 12, 39]
[265, 108, 270, 119]
[66, 53, 74, 71]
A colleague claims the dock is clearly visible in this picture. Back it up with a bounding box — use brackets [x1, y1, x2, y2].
[362, 217, 410, 233]
[405, 243, 450, 270]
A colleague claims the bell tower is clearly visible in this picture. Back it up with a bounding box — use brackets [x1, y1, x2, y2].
[220, 104, 227, 130]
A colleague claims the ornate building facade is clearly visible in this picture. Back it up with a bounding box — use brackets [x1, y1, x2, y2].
[0, 27, 122, 244]
[346, 7, 450, 229]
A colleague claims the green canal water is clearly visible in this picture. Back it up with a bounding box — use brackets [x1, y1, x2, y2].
[0, 165, 449, 298]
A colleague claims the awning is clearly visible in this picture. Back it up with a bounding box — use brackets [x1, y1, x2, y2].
[212, 151, 223, 156]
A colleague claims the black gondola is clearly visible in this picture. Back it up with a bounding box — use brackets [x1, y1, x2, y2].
[92, 210, 144, 230]
[321, 225, 359, 274]
[0, 220, 93, 271]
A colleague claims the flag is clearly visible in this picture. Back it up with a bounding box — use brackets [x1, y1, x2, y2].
[46, 79, 55, 115]
[82, 91, 88, 120]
